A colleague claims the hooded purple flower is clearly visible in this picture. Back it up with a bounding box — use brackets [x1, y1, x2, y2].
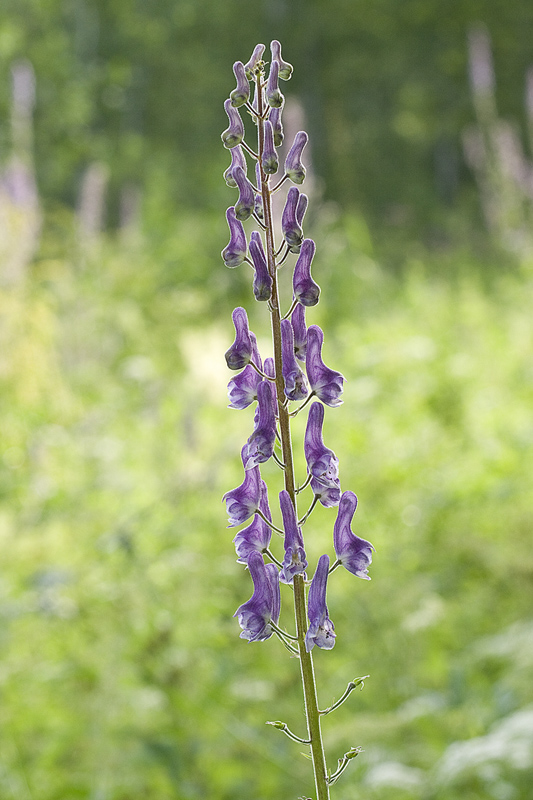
[233, 480, 272, 563]
[306, 325, 344, 406]
[254, 162, 264, 220]
[244, 43, 266, 79]
[296, 192, 308, 227]
[305, 554, 336, 652]
[266, 59, 284, 108]
[279, 490, 307, 583]
[270, 40, 293, 81]
[285, 131, 308, 184]
[263, 357, 278, 418]
[221, 98, 244, 149]
[221, 207, 247, 268]
[262, 120, 279, 175]
[243, 381, 277, 469]
[230, 60, 250, 108]
[291, 302, 307, 361]
[234, 551, 280, 641]
[269, 106, 283, 147]
[233, 165, 255, 221]
[311, 475, 341, 508]
[223, 144, 247, 188]
[333, 491, 374, 579]
[304, 402, 339, 488]
[282, 186, 304, 250]
[227, 333, 262, 410]
[249, 231, 272, 302]
[225, 307, 254, 370]
[222, 447, 262, 527]
[281, 318, 308, 401]
[293, 239, 320, 307]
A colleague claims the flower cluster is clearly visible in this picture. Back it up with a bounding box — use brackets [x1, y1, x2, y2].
[220, 41, 374, 656]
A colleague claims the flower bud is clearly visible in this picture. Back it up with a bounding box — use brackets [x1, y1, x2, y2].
[291, 302, 307, 361]
[262, 120, 279, 175]
[230, 61, 250, 108]
[285, 131, 308, 184]
[269, 106, 284, 147]
[266, 59, 284, 109]
[263, 357, 278, 417]
[223, 145, 247, 188]
[225, 307, 253, 370]
[249, 231, 272, 302]
[233, 165, 255, 221]
[254, 162, 264, 220]
[221, 206, 247, 267]
[281, 318, 308, 401]
[221, 98, 244, 149]
[282, 186, 304, 249]
[293, 238, 320, 306]
[244, 43, 266, 79]
[270, 40, 293, 80]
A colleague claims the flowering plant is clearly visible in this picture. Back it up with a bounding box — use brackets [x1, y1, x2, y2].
[221, 42, 374, 799]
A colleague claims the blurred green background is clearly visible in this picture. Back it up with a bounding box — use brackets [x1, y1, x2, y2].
[1, 1, 533, 798]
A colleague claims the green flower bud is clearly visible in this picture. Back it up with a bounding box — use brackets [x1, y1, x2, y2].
[270, 40, 293, 80]
[230, 61, 250, 108]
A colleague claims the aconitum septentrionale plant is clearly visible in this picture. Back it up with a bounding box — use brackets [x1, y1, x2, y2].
[221, 41, 373, 799]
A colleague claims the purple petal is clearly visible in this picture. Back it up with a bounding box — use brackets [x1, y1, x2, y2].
[279, 490, 307, 583]
[281, 318, 308, 401]
[293, 239, 320, 306]
[262, 120, 279, 175]
[305, 554, 336, 652]
[333, 491, 374, 579]
[221, 98, 244, 149]
[306, 325, 344, 406]
[221, 207, 247, 267]
[234, 551, 274, 642]
[304, 402, 339, 487]
[233, 480, 272, 562]
[230, 60, 250, 108]
[225, 307, 253, 370]
[285, 131, 308, 184]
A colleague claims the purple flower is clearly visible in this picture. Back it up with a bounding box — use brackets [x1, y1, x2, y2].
[333, 491, 374, 579]
[306, 325, 344, 406]
[221, 207, 247, 268]
[279, 490, 307, 583]
[304, 402, 339, 488]
[233, 165, 255, 221]
[254, 162, 264, 220]
[281, 318, 308, 401]
[296, 192, 308, 227]
[282, 186, 304, 250]
[227, 333, 262, 410]
[225, 307, 254, 370]
[293, 239, 320, 307]
[244, 43, 266, 79]
[221, 98, 244, 149]
[243, 381, 277, 469]
[305, 554, 336, 652]
[266, 59, 284, 108]
[263, 357, 278, 417]
[223, 447, 262, 527]
[249, 231, 272, 302]
[269, 106, 283, 147]
[233, 480, 272, 563]
[291, 303, 307, 361]
[311, 476, 341, 508]
[223, 145, 247, 188]
[234, 551, 280, 641]
[285, 131, 308, 184]
[270, 40, 293, 81]
[230, 61, 250, 108]
[262, 120, 279, 175]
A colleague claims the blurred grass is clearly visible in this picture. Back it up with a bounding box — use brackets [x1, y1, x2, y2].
[0, 210, 532, 799]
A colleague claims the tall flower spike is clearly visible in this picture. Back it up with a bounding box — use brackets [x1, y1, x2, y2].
[227, 332, 262, 410]
[270, 40, 293, 81]
[279, 490, 307, 583]
[230, 61, 250, 108]
[221, 206, 247, 267]
[285, 131, 308, 184]
[333, 491, 374, 579]
[223, 144, 247, 188]
[311, 475, 341, 508]
[306, 325, 345, 406]
[291, 302, 307, 361]
[305, 555, 336, 652]
[269, 106, 284, 147]
[249, 231, 273, 302]
[221, 99, 244, 149]
[262, 120, 279, 175]
[233, 165, 255, 221]
[243, 381, 277, 469]
[223, 447, 262, 527]
[282, 186, 304, 250]
[233, 480, 272, 563]
[266, 59, 284, 108]
[293, 238, 320, 307]
[281, 318, 308, 401]
[244, 43, 265, 79]
[234, 551, 276, 641]
[225, 307, 253, 370]
[304, 402, 340, 488]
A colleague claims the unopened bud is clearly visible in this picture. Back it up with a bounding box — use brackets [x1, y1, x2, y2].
[291, 302, 307, 361]
[270, 40, 293, 80]
[293, 238, 320, 306]
[244, 43, 266, 79]
[249, 231, 272, 302]
[269, 106, 284, 147]
[254, 162, 264, 220]
[223, 145, 247, 188]
[285, 131, 308, 184]
[266, 60, 284, 108]
[233, 165, 255, 221]
[230, 61, 250, 108]
[262, 120, 279, 175]
[221, 207, 247, 267]
[221, 98, 244, 149]
[282, 186, 304, 249]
